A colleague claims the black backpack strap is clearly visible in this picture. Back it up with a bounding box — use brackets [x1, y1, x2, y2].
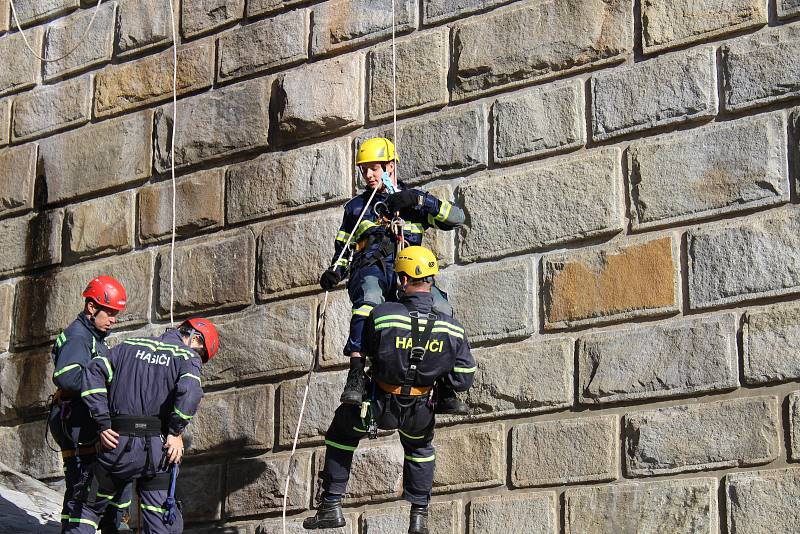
[400, 304, 437, 395]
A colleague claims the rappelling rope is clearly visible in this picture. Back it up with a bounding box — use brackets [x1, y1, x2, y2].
[167, 0, 178, 327]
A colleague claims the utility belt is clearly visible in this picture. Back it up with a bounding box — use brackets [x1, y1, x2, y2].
[61, 445, 97, 459]
[111, 416, 163, 437]
[376, 381, 432, 397]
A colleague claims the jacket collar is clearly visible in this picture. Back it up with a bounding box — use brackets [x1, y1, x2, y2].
[76, 312, 109, 341]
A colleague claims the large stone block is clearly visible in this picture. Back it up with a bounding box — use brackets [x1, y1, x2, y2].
[641, 0, 767, 54]
[11, 74, 90, 142]
[203, 298, 315, 386]
[433, 424, 505, 492]
[175, 463, 222, 522]
[317, 439, 405, 503]
[226, 139, 350, 224]
[0, 284, 13, 352]
[95, 40, 214, 118]
[320, 290, 352, 368]
[511, 415, 618, 487]
[276, 54, 364, 143]
[256, 516, 354, 534]
[138, 168, 224, 244]
[185, 526, 252, 534]
[0, 0, 7, 33]
[247, 0, 305, 16]
[791, 392, 800, 461]
[43, 2, 116, 81]
[115, 0, 172, 57]
[0, 30, 41, 97]
[40, 111, 152, 205]
[154, 79, 269, 172]
[458, 148, 623, 263]
[493, 79, 585, 164]
[182, 0, 244, 39]
[628, 113, 788, 230]
[0, 420, 61, 479]
[13, 251, 152, 348]
[687, 208, 800, 309]
[726, 468, 800, 533]
[225, 451, 311, 517]
[542, 235, 679, 329]
[0, 98, 9, 145]
[421, 183, 456, 268]
[157, 231, 254, 317]
[64, 190, 134, 261]
[0, 349, 54, 422]
[367, 28, 448, 120]
[467, 338, 572, 418]
[0, 144, 37, 218]
[452, 0, 631, 100]
[0, 210, 63, 276]
[779, 0, 800, 18]
[279, 371, 345, 447]
[565, 478, 718, 534]
[743, 304, 800, 385]
[217, 10, 308, 83]
[10, 0, 78, 26]
[470, 492, 557, 534]
[311, 0, 416, 57]
[625, 396, 780, 476]
[186, 384, 274, 455]
[362, 500, 462, 533]
[579, 315, 738, 405]
[592, 47, 717, 141]
[423, 0, 511, 24]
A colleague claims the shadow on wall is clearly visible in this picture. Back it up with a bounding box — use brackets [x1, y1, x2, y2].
[0, 495, 61, 534]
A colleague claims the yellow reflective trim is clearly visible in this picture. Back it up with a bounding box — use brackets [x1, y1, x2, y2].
[435, 200, 452, 222]
[53, 363, 81, 378]
[67, 517, 99, 528]
[352, 304, 373, 316]
[109, 499, 131, 509]
[55, 332, 67, 348]
[453, 366, 476, 373]
[325, 439, 357, 452]
[353, 220, 378, 241]
[140, 504, 166, 513]
[173, 407, 193, 420]
[404, 454, 435, 463]
[336, 258, 350, 267]
[96, 491, 114, 499]
[431, 328, 463, 339]
[336, 230, 352, 242]
[398, 429, 425, 440]
[81, 388, 107, 398]
[353, 426, 367, 433]
[180, 373, 202, 385]
[403, 222, 424, 234]
[374, 314, 411, 324]
[375, 322, 412, 330]
[94, 356, 113, 382]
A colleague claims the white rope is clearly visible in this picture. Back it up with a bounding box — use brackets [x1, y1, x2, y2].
[168, 0, 178, 327]
[8, 0, 104, 62]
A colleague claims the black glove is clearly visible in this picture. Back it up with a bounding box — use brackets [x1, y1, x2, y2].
[319, 269, 341, 291]
[386, 189, 422, 213]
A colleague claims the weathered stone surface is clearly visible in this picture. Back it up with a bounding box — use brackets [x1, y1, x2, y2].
[186, 384, 274, 455]
[316, 440, 405, 503]
[105, 324, 163, 348]
[458, 148, 623, 262]
[185, 526, 252, 534]
[43, 2, 115, 81]
[723, 25, 800, 111]
[433, 424, 505, 492]
[493, 79, 585, 163]
[0, 0, 7, 33]
[512, 416, 618, 487]
[175, 463, 222, 522]
[467, 338, 572, 418]
[320, 290, 352, 368]
[566, 478, 718, 534]
[40, 111, 152, 205]
[247, 0, 304, 16]
[95, 40, 214, 118]
[423, 0, 511, 24]
[421, 183, 456, 267]
[743, 304, 800, 385]
[0, 461, 64, 532]
[592, 47, 717, 141]
[579, 315, 738, 405]
[64, 191, 134, 260]
[0, 99, 8, 145]
[0, 30, 41, 97]
[726, 468, 800, 533]
[543, 236, 679, 329]
[438, 257, 535, 343]
[790, 393, 800, 461]
[628, 113, 788, 230]
[311, 0, 416, 57]
[452, 0, 631, 100]
[367, 28, 448, 120]
[470, 492, 557, 534]
[217, 10, 308, 83]
[13, 251, 152, 348]
[625, 396, 780, 476]
[687, 208, 800, 309]
[182, 0, 244, 39]
[154, 79, 269, 172]
[11, 75, 90, 141]
[0, 144, 37, 218]
[157, 231, 254, 317]
[139, 168, 224, 244]
[362, 500, 462, 533]
[641, 0, 767, 54]
[0, 210, 63, 275]
[0, 421, 61, 479]
[204, 299, 315, 387]
[0, 284, 13, 352]
[225, 451, 311, 517]
[226, 139, 350, 224]
[255, 516, 354, 534]
[276, 54, 364, 142]
[0, 349, 54, 422]
[279, 371, 345, 447]
[10, 0, 78, 26]
[115, 0, 172, 57]
[778, 0, 800, 18]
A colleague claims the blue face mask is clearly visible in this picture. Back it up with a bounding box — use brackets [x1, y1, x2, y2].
[381, 171, 397, 194]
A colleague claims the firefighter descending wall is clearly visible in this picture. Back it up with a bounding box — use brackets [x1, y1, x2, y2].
[1, 0, 800, 531]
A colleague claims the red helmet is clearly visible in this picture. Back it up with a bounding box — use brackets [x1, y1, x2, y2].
[82, 276, 127, 311]
[180, 317, 219, 360]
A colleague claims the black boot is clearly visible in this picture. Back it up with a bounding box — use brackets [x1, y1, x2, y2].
[408, 505, 429, 534]
[340, 366, 366, 405]
[435, 385, 468, 415]
[303, 500, 346, 530]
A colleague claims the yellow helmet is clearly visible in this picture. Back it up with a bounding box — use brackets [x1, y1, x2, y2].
[395, 246, 439, 279]
[356, 137, 399, 165]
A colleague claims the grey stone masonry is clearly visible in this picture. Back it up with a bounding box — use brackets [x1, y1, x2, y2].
[457, 148, 623, 262]
[320, 290, 351, 369]
[591, 47, 717, 141]
[624, 396, 780, 476]
[311, 0, 416, 57]
[0, 420, 61, 479]
[64, 190, 134, 260]
[0, 30, 41, 97]
[174, 463, 223, 522]
[791, 393, 800, 461]
[641, 0, 767, 54]
[40, 111, 152, 205]
[433, 424, 505, 493]
[565, 478, 719, 534]
[422, 0, 510, 24]
[493, 79, 585, 164]
[256, 517, 354, 534]
[115, 0, 173, 58]
[451, 0, 632, 100]
[42, 2, 116, 82]
[247, 0, 304, 17]
[216, 9, 308, 83]
[11, 74, 90, 142]
[316, 440, 405, 504]
[578, 315, 738, 405]
[0, 99, 8, 145]
[181, 0, 244, 39]
[278, 371, 345, 447]
[687, 208, 800, 310]
[0, 144, 37, 218]
[778, 0, 800, 19]
[469, 492, 557, 534]
[511, 415, 619, 488]
[628, 113, 788, 230]
[225, 451, 311, 517]
[723, 25, 800, 112]
[11, 0, 78, 27]
[0, 349, 54, 422]
[0, 0, 8, 33]
[743, 304, 800, 385]
[726, 468, 800, 534]
[361, 501, 461, 534]
[0, 284, 12, 353]
[0, 210, 63, 276]
[367, 28, 448, 121]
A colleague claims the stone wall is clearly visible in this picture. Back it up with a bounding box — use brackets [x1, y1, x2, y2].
[1, 0, 800, 532]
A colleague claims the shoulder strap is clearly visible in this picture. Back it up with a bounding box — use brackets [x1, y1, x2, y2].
[400, 302, 437, 395]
